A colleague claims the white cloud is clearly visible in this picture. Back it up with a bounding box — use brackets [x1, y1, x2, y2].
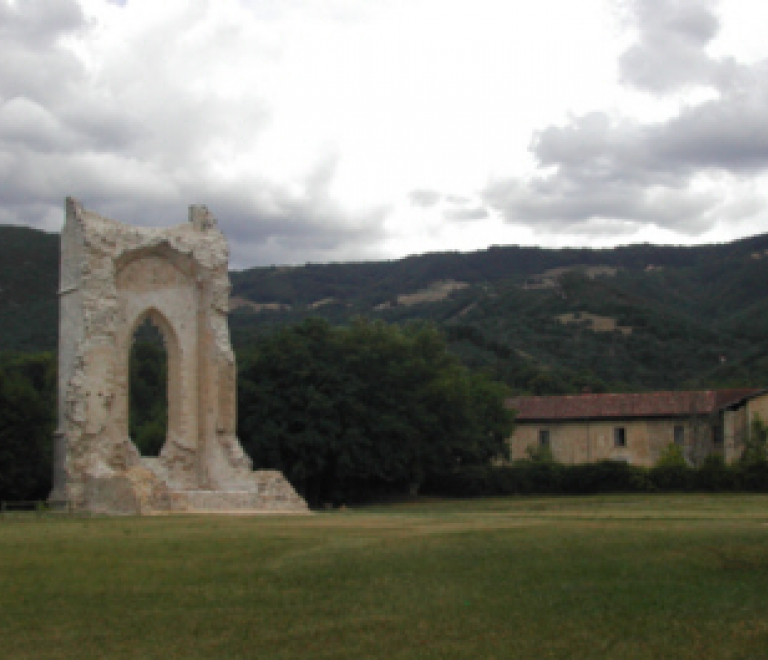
[482, 0, 768, 243]
[618, 0, 721, 93]
[0, 0, 767, 266]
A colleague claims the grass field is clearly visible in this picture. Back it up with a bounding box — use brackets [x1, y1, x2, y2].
[1, 494, 768, 659]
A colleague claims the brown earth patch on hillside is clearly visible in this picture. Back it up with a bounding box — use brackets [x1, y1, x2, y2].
[556, 311, 632, 335]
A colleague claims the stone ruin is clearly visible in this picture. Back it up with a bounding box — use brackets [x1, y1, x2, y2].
[49, 198, 308, 514]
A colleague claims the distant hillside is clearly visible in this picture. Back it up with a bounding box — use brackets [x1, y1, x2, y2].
[228, 235, 768, 307]
[0, 226, 59, 352]
[228, 233, 768, 392]
[3, 224, 768, 393]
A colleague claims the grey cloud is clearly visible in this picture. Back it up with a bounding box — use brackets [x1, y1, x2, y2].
[210, 161, 389, 267]
[619, 0, 723, 93]
[59, 101, 145, 152]
[656, 79, 768, 170]
[408, 190, 489, 222]
[0, 98, 83, 153]
[483, 88, 768, 235]
[530, 75, 768, 182]
[1, 145, 389, 268]
[532, 113, 652, 182]
[0, 0, 83, 44]
[2, 0, 270, 171]
[482, 1, 768, 238]
[68, 178, 386, 265]
[0, 0, 86, 103]
[0, 1, 381, 267]
[444, 206, 489, 222]
[484, 172, 716, 234]
[408, 189, 442, 207]
[219, 201, 389, 269]
[445, 194, 469, 205]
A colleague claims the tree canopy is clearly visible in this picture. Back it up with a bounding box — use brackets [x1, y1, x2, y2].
[0, 352, 55, 500]
[237, 318, 513, 505]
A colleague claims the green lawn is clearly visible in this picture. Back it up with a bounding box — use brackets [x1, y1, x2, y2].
[2, 494, 768, 659]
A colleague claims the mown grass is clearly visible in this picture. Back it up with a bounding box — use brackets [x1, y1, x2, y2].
[2, 494, 768, 659]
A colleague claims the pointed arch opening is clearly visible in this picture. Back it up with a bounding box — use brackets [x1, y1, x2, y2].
[127, 309, 180, 457]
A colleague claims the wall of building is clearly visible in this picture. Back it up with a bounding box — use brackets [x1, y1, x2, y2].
[509, 417, 714, 467]
[721, 392, 768, 463]
[746, 392, 768, 429]
[723, 406, 747, 463]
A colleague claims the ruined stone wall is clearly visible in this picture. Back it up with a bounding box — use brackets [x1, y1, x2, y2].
[51, 198, 307, 514]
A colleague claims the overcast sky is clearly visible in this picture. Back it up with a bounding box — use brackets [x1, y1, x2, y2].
[1, 0, 767, 269]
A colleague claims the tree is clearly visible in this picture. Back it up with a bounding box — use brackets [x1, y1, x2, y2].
[0, 353, 55, 500]
[237, 318, 513, 505]
[740, 414, 767, 467]
[735, 414, 768, 491]
[655, 442, 687, 468]
[525, 443, 554, 463]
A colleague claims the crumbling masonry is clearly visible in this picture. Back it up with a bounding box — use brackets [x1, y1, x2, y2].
[49, 198, 307, 514]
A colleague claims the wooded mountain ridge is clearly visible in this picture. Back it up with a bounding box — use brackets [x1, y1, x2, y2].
[3, 224, 768, 393]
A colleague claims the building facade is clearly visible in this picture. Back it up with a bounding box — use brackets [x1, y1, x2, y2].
[507, 389, 768, 467]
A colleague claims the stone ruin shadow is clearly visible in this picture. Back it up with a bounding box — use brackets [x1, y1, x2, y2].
[49, 198, 307, 514]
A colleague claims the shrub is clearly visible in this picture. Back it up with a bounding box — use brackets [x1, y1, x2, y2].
[739, 414, 768, 467]
[424, 466, 493, 498]
[655, 442, 687, 468]
[648, 464, 694, 491]
[525, 443, 555, 464]
[734, 463, 768, 491]
[560, 460, 646, 494]
[695, 454, 735, 491]
[425, 457, 768, 500]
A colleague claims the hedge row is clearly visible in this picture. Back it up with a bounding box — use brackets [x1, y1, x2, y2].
[422, 458, 768, 498]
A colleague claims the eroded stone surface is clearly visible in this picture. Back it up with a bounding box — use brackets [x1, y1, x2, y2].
[50, 198, 308, 514]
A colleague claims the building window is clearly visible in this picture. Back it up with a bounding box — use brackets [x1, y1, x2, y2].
[538, 429, 550, 447]
[614, 427, 626, 448]
[713, 425, 724, 446]
[674, 425, 685, 446]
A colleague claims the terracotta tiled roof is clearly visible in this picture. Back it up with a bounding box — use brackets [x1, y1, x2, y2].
[507, 389, 763, 421]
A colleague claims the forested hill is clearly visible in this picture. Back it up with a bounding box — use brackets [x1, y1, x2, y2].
[230, 234, 768, 308]
[4, 224, 768, 392]
[229, 232, 768, 392]
[0, 226, 59, 352]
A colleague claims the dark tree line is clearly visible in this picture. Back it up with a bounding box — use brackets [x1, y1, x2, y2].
[1, 320, 514, 504]
[2, 312, 766, 505]
[237, 318, 513, 505]
[0, 352, 55, 500]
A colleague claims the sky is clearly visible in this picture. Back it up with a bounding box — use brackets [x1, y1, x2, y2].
[1, 0, 767, 269]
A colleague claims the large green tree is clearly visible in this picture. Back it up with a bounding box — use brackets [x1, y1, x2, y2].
[0, 352, 55, 500]
[238, 318, 513, 505]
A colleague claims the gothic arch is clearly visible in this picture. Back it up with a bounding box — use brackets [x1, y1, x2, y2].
[50, 198, 307, 514]
[123, 307, 179, 456]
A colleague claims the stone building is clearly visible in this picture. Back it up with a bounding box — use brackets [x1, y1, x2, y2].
[507, 389, 768, 467]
